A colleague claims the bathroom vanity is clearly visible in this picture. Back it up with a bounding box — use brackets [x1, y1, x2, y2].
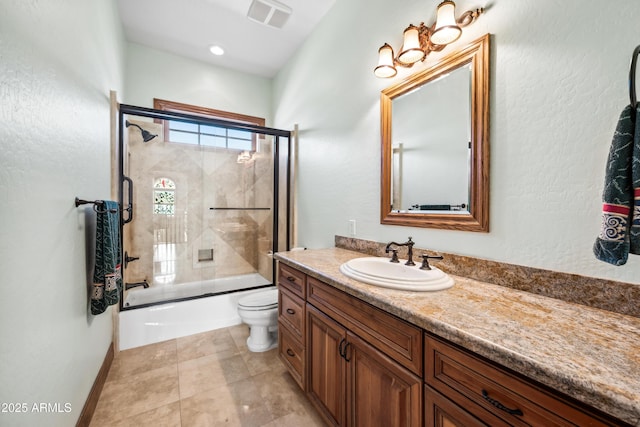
[274, 248, 640, 427]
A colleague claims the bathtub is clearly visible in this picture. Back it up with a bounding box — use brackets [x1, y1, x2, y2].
[119, 273, 273, 350]
[123, 273, 271, 307]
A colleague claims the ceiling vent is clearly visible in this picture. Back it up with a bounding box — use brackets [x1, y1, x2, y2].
[247, 0, 292, 29]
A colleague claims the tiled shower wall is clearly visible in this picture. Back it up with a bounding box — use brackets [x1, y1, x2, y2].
[123, 123, 273, 288]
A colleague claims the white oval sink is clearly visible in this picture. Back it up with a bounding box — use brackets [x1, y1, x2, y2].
[339, 257, 454, 291]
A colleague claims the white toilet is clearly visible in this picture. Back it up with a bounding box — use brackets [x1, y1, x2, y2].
[237, 288, 279, 352]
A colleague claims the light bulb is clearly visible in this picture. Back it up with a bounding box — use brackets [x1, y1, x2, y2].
[431, 1, 462, 45]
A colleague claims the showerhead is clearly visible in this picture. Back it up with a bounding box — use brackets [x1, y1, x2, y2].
[125, 120, 157, 142]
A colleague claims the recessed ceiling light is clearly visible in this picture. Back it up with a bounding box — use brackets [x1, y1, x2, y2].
[209, 45, 224, 56]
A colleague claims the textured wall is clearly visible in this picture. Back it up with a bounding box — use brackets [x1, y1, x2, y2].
[124, 43, 273, 125]
[274, 0, 640, 285]
[0, 0, 125, 425]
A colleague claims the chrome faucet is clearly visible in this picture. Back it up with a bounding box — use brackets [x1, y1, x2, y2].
[385, 237, 415, 266]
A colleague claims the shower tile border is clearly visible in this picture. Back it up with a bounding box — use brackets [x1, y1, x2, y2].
[335, 235, 640, 318]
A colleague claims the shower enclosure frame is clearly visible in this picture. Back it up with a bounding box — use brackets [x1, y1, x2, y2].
[117, 103, 292, 311]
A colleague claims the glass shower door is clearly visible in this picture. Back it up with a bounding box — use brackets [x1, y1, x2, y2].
[119, 106, 289, 309]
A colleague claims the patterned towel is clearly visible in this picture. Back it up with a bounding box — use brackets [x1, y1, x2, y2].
[594, 104, 640, 265]
[91, 201, 122, 315]
[631, 106, 640, 254]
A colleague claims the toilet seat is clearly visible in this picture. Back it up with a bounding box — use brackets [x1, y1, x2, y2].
[238, 288, 278, 311]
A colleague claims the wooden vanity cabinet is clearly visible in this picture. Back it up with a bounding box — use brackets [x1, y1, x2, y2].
[346, 332, 422, 427]
[425, 386, 488, 427]
[277, 263, 306, 390]
[306, 295, 422, 427]
[306, 305, 347, 425]
[278, 322, 305, 389]
[276, 262, 627, 427]
[425, 334, 624, 427]
[278, 263, 306, 298]
[306, 276, 423, 376]
[279, 287, 304, 338]
[277, 261, 423, 427]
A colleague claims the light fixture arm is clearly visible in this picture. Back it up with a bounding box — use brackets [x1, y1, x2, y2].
[457, 8, 483, 27]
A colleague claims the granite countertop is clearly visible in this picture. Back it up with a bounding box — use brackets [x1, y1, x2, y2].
[274, 247, 640, 426]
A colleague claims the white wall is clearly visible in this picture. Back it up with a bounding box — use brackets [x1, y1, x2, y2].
[124, 43, 273, 124]
[274, 0, 640, 285]
[0, 0, 125, 425]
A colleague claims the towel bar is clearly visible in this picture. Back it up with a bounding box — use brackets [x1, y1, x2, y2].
[629, 44, 640, 106]
[75, 197, 118, 213]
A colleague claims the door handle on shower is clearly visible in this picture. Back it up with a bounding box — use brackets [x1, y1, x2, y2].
[122, 175, 134, 224]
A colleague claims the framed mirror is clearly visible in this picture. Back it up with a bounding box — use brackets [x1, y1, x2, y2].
[380, 34, 490, 232]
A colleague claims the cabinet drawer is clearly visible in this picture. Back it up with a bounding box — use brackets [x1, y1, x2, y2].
[425, 335, 616, 427]
[278, 288, 304, 338]
[277, 263, 306, 298]
[425, 385, 488, 427]
[307, 276, 423, 376]
[278, 321, 305, 390]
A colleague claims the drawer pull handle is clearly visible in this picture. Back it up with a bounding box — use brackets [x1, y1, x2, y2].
[482, 390, 523, 416]
[286, 308, 296, 315]
[287, 276, 296, 282]
[286, 348, 295, 357]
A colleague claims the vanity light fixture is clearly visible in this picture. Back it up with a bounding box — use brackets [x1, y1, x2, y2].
[374, 1, 483, 78]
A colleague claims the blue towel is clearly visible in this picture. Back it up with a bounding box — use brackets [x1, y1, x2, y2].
[91, 201, 121, 315]
[594, 104, 640, 265]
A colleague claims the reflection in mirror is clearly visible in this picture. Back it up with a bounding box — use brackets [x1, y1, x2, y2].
[391, 63, 471, 214]
[381, 34, 490, 232]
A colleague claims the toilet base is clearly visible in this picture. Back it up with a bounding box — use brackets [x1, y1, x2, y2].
[246, 325, 278, 352]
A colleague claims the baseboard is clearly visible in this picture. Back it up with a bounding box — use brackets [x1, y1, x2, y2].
[76, 342, 114, 427]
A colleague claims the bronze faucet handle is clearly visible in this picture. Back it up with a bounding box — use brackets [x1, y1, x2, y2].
[420, 254, 443, 270]
[389, 249, 400, 263]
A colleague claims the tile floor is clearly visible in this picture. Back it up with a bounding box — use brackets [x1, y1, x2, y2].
[90, 324, 325, 426]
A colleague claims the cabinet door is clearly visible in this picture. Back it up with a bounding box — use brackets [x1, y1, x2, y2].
[346, 332, 422, 427]
[425, 386, 488, 427]
[307, 305, 347, 426]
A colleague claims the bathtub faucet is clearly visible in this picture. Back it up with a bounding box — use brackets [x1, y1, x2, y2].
[385, 237, 415, 266]
[125, 280, 149, 290]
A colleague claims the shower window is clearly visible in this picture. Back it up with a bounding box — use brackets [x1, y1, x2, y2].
[167, 120, 254, 150]
[153, 98, 265, 151]
[153, 178, 175, 215]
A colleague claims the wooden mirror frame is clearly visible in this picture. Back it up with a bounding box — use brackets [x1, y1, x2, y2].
[380, 33, 490, 232]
